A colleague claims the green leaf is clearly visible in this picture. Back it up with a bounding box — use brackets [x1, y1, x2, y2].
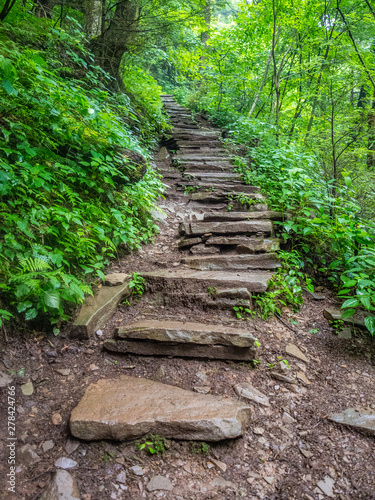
[17, 301, 32, 313]
[360, 296, 372, 310]
[44, 291, 60, 309]
[1, 79, 18, 96]
[364, 316, 375, 335]
[25, 308, 38, 321]
[340, 308, 355, 319]
[341, 298, 359, 309]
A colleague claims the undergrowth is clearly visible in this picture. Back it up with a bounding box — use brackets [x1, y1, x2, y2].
[0, 8, 166, 331]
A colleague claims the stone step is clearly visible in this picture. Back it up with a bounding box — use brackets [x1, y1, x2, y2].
[171, 123, 200, 130]
[188, 192, 264, 203]
[178, 159, 232, 167]
[104, 339, 255, 362]
[176, 155, 232, 162]
[166, 108, 191, 113]
[71, 278, 131, 339]
[178, 147, 228, 155]
[115, 320, 257, 348]
[140, 268, 273, 293]
[158, 170, 181, 179]
[184, 172, 242, 181]
[180, 164, 234, 173]
[173, 130, 220, 138]
[169, 115, 194, 121]
[181, 253, 280, 271]
[177, 141, 222, 148]
[177, 182, 259, 194]
[70, 376, 250, 441]
[203, 211, 286, 222]
[180, 220, 272, 237]
[206, 236, 280, 253]
[161, 292, 252, 311]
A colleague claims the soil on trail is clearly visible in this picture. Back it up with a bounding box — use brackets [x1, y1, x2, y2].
[1, 102, 375, 500]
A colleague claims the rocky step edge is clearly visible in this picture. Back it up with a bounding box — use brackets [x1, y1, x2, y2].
[71, 273, 131, 339]
[176, 182, 261, 194]
[140, 268, 274, 294]
[180, 253, 280, 271]
[69, 375, 251, 441]
[103, 319, 258, 362]
[146, 288, 253, 311]
[178, 235, 280, 253]
[179, 220, 273, 237]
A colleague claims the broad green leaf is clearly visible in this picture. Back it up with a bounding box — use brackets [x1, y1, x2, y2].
[364, 316, 375, 336]
[44, 291, 60, 309]
[341, 298, 359, 309]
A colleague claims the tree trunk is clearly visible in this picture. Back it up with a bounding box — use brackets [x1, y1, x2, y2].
[0, 0, 17, 21]
[34, 0, 57, 18]
[201, 0, 211, 46]
[248, 26, 280, 118]
[84, 0, 102, 38]
[90, 0, 142, 88]
[367, 92, 375, 169]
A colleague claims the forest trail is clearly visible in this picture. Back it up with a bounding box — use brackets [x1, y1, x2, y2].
[4, 98, 375, 500]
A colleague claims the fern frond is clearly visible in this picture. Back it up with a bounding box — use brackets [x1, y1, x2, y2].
[18, 257, 51, 273]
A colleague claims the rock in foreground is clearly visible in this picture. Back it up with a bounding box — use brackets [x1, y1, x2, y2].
[70, 376, 250, 441]
[39, 470, 80, 500]
[328, 408, 375, 436]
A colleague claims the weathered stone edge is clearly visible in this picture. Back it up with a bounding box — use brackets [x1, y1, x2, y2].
[71, 278, 131, 339]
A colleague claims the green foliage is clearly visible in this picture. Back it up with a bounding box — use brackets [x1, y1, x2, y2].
[129, 273, 146, 297]
[0, 12, 164, 330]
[267, 357, 289, 370]
[189, 442, 211, 455]
[255, 251, 306, 319]
[233, 305, 253, 320]
[135, 435, 169, 456]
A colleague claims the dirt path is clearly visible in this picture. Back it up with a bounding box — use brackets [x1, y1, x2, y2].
[0, 97, 375, 500]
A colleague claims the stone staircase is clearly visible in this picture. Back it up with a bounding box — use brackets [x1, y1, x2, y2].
[69, 94, 286, 444]
[93, 95, 285, 361]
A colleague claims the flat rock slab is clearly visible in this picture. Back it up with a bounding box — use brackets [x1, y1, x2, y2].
[176, 154, 230, 160]
[328, 408, 375, 435]
[104, 273, 129, 286]
[206, 236, 279, 252]
[71, 280, 130, 339]
[236, 239, 280, 253]
[178, 141, 222, 148]
[203, 211, 286, 222]
[234, 383, 270, 407]
[187, 184, 259, 194]
[184, 172, 241, 181]
[116, 319, 257, 347]
[190, 244, 221, 255]
[189, 192, 228, 203]
[39, 470, 81, 500]
[70, 376, 250, 441]
[180, 220, 272, 237]
[181, 253, 280, 271]
[323, 307, 373, 329]
[173, 130, 220, 137]
[147, 475, 173, 492]
[285, 343, 309, 363]
[178, 236, 203, 248]
[140, 268, 273, 293]
[104, 339, 255, 361]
